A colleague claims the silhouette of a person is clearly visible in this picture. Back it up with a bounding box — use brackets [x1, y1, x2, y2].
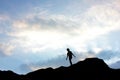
[66, 48, 75, 66]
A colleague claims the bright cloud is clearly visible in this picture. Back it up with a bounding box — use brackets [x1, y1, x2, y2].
[7, 2, 120, 55]
[12, 20, 29, 29]
[0, 43, 15, 56]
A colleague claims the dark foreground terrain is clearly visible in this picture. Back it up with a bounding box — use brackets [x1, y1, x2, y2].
[0, 57, 120, 80]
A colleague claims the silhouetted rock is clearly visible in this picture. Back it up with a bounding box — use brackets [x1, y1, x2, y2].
[0, 70, 21, 80]
[0, 57, 120, 80]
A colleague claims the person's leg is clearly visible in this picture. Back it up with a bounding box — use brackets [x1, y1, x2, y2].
[69, 58, 72, 66]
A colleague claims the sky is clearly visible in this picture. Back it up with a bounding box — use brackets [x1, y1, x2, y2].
[0, 0, 120, 74]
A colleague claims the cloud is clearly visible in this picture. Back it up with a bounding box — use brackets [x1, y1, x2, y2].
[0, 0, 118, 58]
[110, 60, 120, 69]
[0, 30, 2, 34]
[97, 50, 120, 65]
[82, 4, 120, 30]
[0, 14, 9, 21]
[110, 0, 120, 10]
[19, 64, 32, 74]
[8, 12, 79, 53]
[6, 1, 119, 55]
[12, 20, 29, 30]
[19, 55, 68, 72]
[20, 49, 99, 72]
[0, 14, 10, 33]
[106, 56, 120, 68]
[0, 43, 15, 56]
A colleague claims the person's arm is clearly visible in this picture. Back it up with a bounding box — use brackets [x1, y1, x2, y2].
[72, 53, 76, 57]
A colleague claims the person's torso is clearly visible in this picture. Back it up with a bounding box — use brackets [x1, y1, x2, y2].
[68, 51, 72, 58]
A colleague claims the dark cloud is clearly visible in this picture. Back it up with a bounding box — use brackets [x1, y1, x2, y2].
[19, 64, 32, 74]
[97, 50, 115, 60]
[110, 61, 120, 69]
[24, 53, 84, 72]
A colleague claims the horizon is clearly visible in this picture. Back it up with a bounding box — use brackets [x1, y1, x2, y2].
[0, 0, 120, 74]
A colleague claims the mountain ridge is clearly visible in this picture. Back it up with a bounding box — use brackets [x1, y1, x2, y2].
[0, 57, 120, 80]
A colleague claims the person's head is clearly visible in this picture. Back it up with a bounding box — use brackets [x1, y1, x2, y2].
[67, 48, 70, 51]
